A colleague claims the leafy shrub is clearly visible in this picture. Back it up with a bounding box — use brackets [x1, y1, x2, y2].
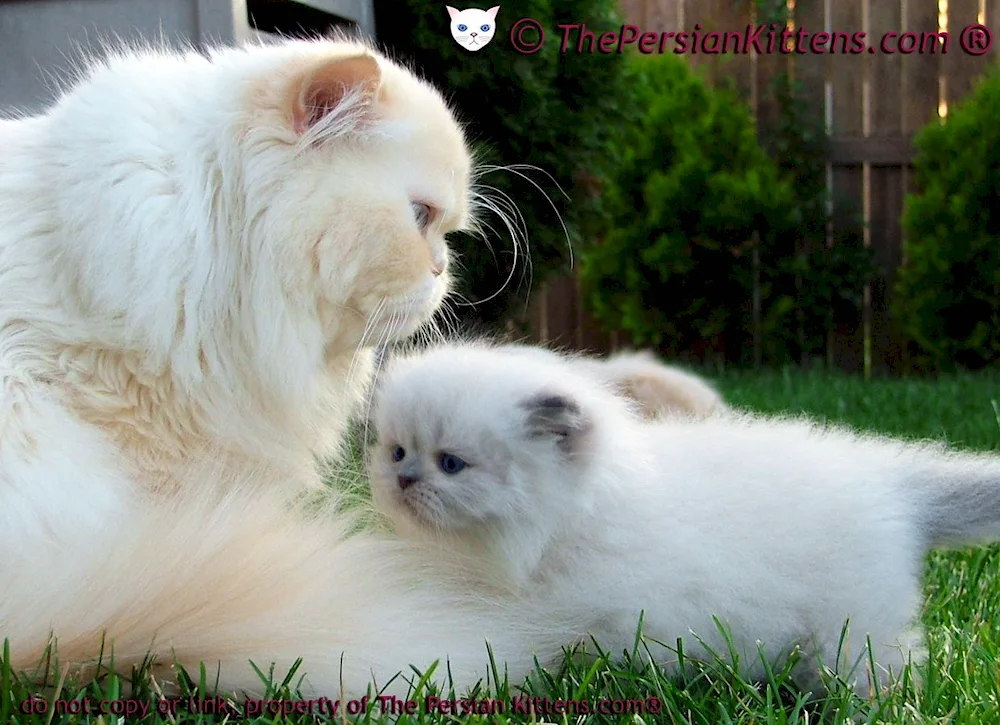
[373, 0, 631, 325]
[894, 68, 1000, 371]
[578, 52, 799, 361]
[578, 51, 878, 367]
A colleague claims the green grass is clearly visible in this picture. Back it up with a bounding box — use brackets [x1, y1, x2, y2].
[4, 369, 1000, 724]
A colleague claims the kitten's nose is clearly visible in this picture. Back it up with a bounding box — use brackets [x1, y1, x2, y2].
[398, 474, 419, 490]
[470, 32, 478, 37]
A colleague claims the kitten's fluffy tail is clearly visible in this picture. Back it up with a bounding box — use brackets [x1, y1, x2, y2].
[0, 464, 574, 699]
[912, 447, 1000, 549]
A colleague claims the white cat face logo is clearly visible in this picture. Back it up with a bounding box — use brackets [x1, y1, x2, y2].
[447, 6, 500, 52]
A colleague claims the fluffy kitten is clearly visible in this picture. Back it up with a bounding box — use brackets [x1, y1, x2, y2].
[0, 39, 573, 698]
[577, 350, 725, 419]
[371, 340, 1000, 696]
[447, 6, 500, 51]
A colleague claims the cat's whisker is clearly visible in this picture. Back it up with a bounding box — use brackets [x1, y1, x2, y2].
[435, 298, 463, 340]
[362, 305, 406, 445]
[463, 211, 501, 267]
[464, 189, 528, 306]
[475, 163, 573, 270]
[473, 182, 534, 276]
[472, 184, 534, 299]
[348, 296, 387, 387]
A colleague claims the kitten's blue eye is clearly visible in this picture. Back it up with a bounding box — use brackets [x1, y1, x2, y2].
[481, 24, 491, 31]
[457, 24, 468, 31]
[392, 445, 405, 462]
[439, 453, 467, 474]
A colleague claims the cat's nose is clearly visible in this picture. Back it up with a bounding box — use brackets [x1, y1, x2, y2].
[430, 248, 448, 277]
[398, 474, 419, 490]
[470, 32, 478, 37]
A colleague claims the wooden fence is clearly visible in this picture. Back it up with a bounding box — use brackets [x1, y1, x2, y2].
[521, 0, 1000, 373]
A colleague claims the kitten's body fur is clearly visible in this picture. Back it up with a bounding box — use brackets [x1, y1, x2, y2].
[576, 350, 725, 419]
[0, 39, 573, 697]
[371, 341, 1000, 695]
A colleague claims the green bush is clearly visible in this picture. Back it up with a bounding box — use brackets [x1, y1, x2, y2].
[578, 52, 878, 367]
[578, 53, 798, 360]
[894, 68, 1000, 371]
[373, 0, 631, 325]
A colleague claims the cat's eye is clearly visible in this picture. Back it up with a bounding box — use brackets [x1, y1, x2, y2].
[457, 24, 468, 32]
[410, 202, 434, 234]
[481, 24, 491, 31]
[392, 445, 406, 462]
[439, 453, 467, 475]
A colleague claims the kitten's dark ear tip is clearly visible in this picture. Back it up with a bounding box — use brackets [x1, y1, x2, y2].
[521, 392, 591, 453]
[532, 394, 581, 415]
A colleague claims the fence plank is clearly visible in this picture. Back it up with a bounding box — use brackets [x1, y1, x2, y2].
[794, 0, 828, 114]
[900, 0, 942, 133]
[753, 1, 790, 140]
[828, 0, 865, 372]
[866, 0, 905, 373]
[574, 275, 613, 354]
[692, 0, 754, 101]
[946, 0, 989, 108]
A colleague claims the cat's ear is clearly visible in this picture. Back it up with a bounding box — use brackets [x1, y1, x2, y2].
[487, 6, 500, 19]
[289, 54, 382, 136]
[447, 6, 460, 19]
[521, 393, 591, 454]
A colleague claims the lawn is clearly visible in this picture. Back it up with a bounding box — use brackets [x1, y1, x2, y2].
[4, 369, 1000, 724]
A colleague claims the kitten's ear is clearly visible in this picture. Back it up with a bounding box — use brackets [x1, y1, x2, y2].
[289, 54, 382, 136]
[487, 6, 500, 19]
[521, 393, 591, 454]
[447, 6, 460, 19]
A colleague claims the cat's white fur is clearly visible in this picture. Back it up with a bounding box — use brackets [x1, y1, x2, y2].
[0, 38, 575, 697]
[447, 6, 500, 52]
[371, 340, 1000, 695]
[575, 350, 725, 419]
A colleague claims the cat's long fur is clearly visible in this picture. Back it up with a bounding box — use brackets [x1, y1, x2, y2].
[370, 340, 1000, 695]
[0, 39, 575, 697]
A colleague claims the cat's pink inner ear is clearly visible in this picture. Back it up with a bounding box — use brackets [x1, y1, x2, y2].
[447, 6, 460, 19]
[487, 6, 499, 19]
[291, 54, 382, 135]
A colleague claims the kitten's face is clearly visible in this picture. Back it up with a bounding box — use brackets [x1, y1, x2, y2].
[370, 412, 514, 531]
[447, 6, 500, 52]
[369, 344, 595, 534]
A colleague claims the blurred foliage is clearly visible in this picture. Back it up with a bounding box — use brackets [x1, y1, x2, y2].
[895, 67, 1000, 372]
[579, 52, 876, 365]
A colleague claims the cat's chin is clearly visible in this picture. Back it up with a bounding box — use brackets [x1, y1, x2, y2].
[381, 280, 450, 342]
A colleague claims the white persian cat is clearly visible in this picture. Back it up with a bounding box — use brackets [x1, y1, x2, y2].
[447, 6, 500, 51]
[0, 38, 576, 698]
[370, 340, 1000, 696]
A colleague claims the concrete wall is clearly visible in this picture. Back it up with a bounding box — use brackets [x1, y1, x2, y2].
[0, 0, 374, 114]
